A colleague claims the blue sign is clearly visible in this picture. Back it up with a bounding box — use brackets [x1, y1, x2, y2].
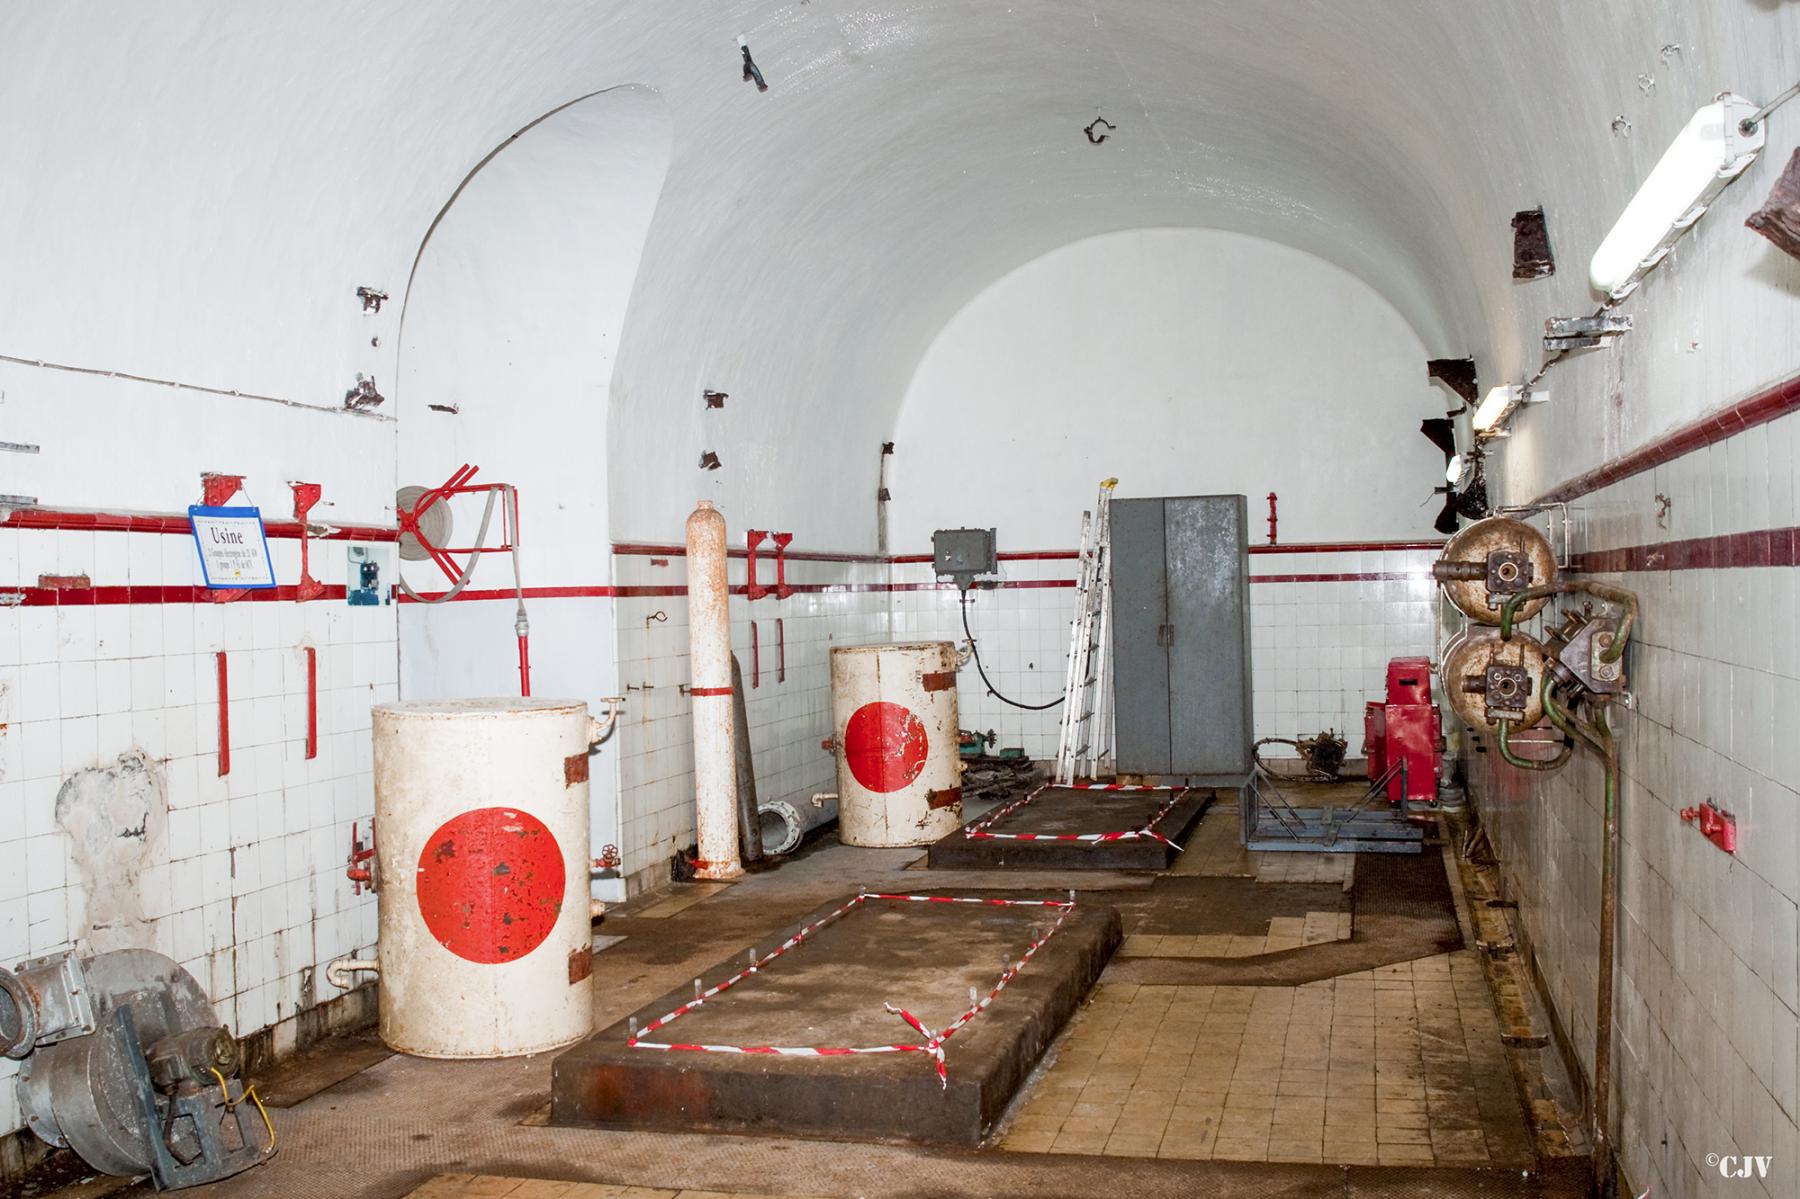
[188, 505, 277, 590]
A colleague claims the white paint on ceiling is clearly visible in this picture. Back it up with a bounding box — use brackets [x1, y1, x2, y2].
[1, 2, 1795, 543]
[890, 228, 1445, 548]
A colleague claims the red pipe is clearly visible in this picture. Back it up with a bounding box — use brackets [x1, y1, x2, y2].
[777, 618, 786, 683]
[304, 646, 318, 759]
[1266, 492, 1278, 545]
[518, 633, 532, 697]
[215, 652, 230, 776]
[751, 621, 760, 688]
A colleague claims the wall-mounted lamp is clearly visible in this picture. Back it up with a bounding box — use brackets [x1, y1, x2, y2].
[1589, 93, 1764, 301]
[1473, 385, 1523, 436]
[1446, 454, 1468, 487]
[1472, 385, 1550, 438]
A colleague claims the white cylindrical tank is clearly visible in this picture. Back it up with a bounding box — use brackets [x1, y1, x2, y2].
[830, 641, 964, 847]
[367, 698, 598, 1058]
[686, 500, 743, 880]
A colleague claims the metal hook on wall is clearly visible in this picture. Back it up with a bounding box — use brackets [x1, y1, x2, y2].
[1084, 117, 1115, 144]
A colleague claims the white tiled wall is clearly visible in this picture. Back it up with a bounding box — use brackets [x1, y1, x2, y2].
[1249, 549, 1440, 749]
[1475, 408, 1800, 1199]
[890, 558, 1072, 758]
[885, 550, 1441, 763]
[609, 551, 891, 886]
[0, 525, 387, 1135]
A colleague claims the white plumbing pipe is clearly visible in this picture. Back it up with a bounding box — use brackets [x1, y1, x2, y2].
[687, 501, 743, 881]
[324, 957, 380, 990]
[589, 696, 624, 743]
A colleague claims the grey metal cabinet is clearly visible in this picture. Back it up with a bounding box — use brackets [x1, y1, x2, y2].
[1111, 494, 1253, 780]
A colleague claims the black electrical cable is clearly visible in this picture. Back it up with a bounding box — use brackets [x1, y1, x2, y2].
[959, 587, 1064, 711]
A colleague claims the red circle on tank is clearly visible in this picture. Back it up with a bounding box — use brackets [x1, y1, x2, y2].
[844, 701, 930, 793]
[415, 807, 566, 964]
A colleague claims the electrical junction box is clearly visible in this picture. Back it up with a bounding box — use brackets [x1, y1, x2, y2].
[932, 528, 997, 589]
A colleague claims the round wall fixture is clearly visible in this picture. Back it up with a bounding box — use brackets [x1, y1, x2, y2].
[1432, 516, 1558, 625]
[396, 484, 454, 561]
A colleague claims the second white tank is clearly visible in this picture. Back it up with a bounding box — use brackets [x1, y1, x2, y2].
[830, 641, 965, 846]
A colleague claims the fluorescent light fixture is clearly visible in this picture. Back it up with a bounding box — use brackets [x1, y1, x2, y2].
[1446, 454, 1466, 487]
[1473, 385, 1524, 436]
[1589, 93, 1764, 301]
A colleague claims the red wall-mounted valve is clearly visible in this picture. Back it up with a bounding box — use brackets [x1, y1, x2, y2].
[1679, 802, 1737, 854]
[346, 820, 379, 893]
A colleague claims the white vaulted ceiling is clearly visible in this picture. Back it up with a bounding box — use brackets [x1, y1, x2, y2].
[3, 2, 1795, 544]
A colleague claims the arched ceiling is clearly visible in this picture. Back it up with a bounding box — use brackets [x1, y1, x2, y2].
[3, 1, 1793, 545]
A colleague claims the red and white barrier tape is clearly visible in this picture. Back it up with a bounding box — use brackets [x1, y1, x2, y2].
[961, 783, 1193, 851]
[626, 891, 1076, 1089]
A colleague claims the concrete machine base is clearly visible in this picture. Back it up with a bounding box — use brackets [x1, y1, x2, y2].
[551, 890, 1121, 1145]
[926, 785, 1213, 870]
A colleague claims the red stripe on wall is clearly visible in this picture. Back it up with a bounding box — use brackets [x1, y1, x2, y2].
[1252, 571, 1428, 584]
[611, 541, 887, 564]
[1524, 371, 1800, 510]
[1572, 527, 1800, 573]
[1250, 540, 1443, 555]
[625, 540, 1440, 564]
[3, 507, 398, 542]
[2, 584, 352, 605]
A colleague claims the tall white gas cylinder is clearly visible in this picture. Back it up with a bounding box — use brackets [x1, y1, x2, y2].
[368, 698, 598, 1058]
[830, 641, 965, 846]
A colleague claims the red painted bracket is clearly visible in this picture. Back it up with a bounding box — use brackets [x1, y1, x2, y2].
[199, 474, 250, 603]
[1266, 493, 1279, 546]
[745, 529, 770, 601]
[304, 645, 318, 759]
[291, 481, 326, 601]
[201, 473, 245, 507]
[1679, 802, 1737, 854]
[771, 532, 795, 599]
[215, 651, 230, 776]
[777, 617, 786, 683]
[751, 620, 761, 688]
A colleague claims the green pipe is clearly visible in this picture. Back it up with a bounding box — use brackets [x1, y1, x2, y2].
[1589, 704, 1620, 1196]
[1545, 685, 1607, 757]
[1499, 581, 1638, 663]
[1496, 717, 1572, 771]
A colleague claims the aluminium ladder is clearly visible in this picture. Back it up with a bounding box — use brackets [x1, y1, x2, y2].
[1052, 478, 1118, 785]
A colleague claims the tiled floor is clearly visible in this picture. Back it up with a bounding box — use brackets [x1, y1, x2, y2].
[1115, 911, 1353, 958]
[406, 1177, 831, 1199]
[1000, 953, 1533, 1167]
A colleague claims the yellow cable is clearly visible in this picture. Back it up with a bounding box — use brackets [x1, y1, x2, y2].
[209, 1067, 276, 1152]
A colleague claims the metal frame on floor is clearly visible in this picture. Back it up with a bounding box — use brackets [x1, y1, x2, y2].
[1239, 759, 1425, 854]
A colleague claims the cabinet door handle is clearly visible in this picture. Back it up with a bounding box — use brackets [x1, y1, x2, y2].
[1157, 623, 1174, 647]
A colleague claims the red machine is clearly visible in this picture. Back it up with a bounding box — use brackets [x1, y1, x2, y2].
[1363, 657, 1442, 803]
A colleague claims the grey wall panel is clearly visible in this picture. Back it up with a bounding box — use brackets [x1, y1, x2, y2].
[1164, 495, 1252, 775]
[1109, 497, 1171, 774]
